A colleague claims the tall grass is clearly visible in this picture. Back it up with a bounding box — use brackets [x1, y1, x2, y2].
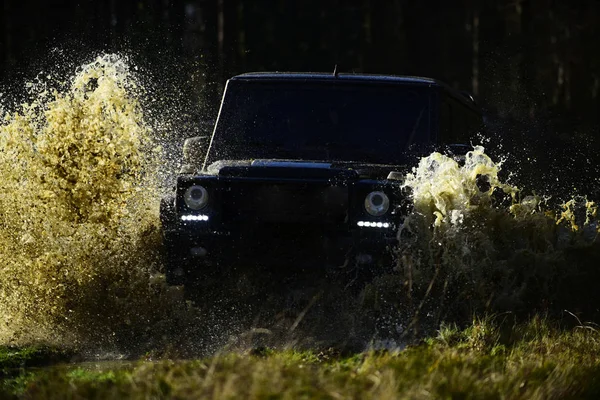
[2, 317, 599, 399]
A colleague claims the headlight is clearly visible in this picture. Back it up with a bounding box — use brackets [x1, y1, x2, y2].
[184, 185, 209, 210]
[364, 191, 390, 216]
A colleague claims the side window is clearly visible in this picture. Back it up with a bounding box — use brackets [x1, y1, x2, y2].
[440, 99, 453, 142]
[442, 97, 466, 143]
[440, 94, 482, 145]
[467, 108, 484, 137]
[452, 101, 465, 142]
[449, 97, 482, 143]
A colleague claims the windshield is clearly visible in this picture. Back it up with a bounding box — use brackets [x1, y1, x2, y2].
[205, 80, 432, 166]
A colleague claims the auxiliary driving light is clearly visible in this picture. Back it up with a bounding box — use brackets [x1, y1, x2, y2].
[184, 185, 209, 210]
[364, 191, 390, 216]
[181, 214, 209, 222]
[357, 221, 392, 229]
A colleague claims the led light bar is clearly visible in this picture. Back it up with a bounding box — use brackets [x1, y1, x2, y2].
[181, 214, 209, 222]
[357, 221, 392, 229]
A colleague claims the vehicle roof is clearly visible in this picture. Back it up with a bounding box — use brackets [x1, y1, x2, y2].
[231, 72, 440, 86]
[229, 72, 479, 110]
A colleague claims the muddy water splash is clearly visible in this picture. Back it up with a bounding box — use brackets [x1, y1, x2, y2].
[403, 146, 518, 227]
[364, 146, 600, 338]
[0, 54, 194, 350]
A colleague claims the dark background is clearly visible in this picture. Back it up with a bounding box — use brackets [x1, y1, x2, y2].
[1, 0, 600, 195]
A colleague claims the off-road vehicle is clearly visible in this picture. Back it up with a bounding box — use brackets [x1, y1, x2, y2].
[160, 72, 483, 288]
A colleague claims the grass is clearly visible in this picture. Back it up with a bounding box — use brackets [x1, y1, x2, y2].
[0, 345, 73, 397]
[0, 345, 72, 370]
[2, 316, 600, 399]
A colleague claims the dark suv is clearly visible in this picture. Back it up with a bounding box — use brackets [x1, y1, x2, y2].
[160, 72, 483, 287]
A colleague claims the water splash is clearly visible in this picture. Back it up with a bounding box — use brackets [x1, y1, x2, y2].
[0, 54, 192, 350]
[403, 146, 519, 227]
[370, 145, 600, 338]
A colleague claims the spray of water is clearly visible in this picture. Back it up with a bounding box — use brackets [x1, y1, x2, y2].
[364, 146, 600, 339]
[0, 54, 198, 351]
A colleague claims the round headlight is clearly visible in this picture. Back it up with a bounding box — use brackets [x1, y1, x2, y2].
[184, 185, 209, 210]
[364, 191, 390, 216]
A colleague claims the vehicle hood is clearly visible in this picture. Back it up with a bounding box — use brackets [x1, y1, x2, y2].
[204, 159, 408, 180]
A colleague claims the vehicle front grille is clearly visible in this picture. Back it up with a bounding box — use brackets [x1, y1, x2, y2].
[221, 181, 348, 226]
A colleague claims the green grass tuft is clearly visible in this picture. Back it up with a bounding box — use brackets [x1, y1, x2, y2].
[2, 317, 600, 399]
[0, 345, 72, 370]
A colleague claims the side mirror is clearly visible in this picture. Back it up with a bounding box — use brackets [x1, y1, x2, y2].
[180, 136, 210, 174]
[386, 171, 404, 181]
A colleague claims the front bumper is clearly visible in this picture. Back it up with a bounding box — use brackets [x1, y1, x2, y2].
[163, 221, 398, 268]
